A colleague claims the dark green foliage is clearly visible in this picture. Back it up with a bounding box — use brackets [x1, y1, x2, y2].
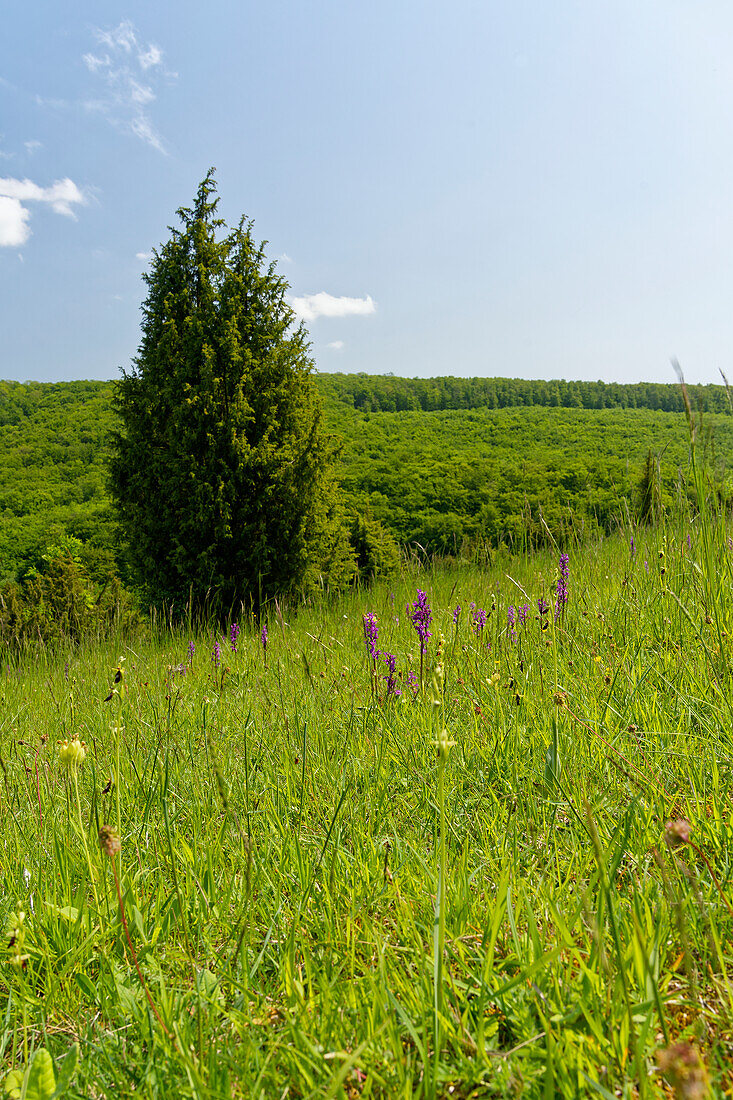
[0, 538, 136, 646]
[109, 172, 351, 611]
[349, 513, 401, 579]
[318, 372, 733, 414]
[3, 373, 733, 597]
[0, 380, 118, 582]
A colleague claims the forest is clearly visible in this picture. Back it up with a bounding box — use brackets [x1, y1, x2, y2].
[1, 373, 731, 586]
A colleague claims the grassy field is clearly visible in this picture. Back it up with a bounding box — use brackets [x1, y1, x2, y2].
[2, 497, 733, 1096]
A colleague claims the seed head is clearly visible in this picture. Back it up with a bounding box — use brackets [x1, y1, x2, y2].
[98, 825, 122, 858]
[665, 818, 691, 848]
[657, 1042, 709, 1099]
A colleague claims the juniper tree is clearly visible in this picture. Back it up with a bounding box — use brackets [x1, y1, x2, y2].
[109, 170, 354, 611]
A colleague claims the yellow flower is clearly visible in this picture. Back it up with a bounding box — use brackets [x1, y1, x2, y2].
[58, 737, 86, 771]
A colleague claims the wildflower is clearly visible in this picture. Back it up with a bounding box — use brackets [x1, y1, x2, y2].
[187, 640, 195, 662]
[507, 605, 516, 641]
[555, 553, 569, 620]
[410, 590, 433, 655]
[630, 535, 636, 557]
[261, 621, 268, 652]
[362, 612, 380, 660]
[382, 652, 401, 697]
[7, 909, 28, 968]
[452, 605, 461, 624]
[538, 598, 549, 616]
[58, 736, 86, 771]
[230, 622, 240, 653]
[213, 640, 221, 669]
[517, 603, 529, 626]
[435, 727, 456, 759]
[471, 607, 487, 635]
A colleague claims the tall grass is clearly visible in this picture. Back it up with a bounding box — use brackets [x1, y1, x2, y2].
[1, 503, 732, 1096]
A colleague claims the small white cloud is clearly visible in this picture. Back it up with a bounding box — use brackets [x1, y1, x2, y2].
[136, 251, 152, 261]
[84, 21, 173, 153]
[24, 140, 42, 154]
[96, 21, 137, 54]
[291, 292, 376, 323]
[327, 340, 345, 350]
[138, 45, 163, 70]
[0, 196, 30, 246]
[277, 252, 293, 264]
[0, 176, 86, 246]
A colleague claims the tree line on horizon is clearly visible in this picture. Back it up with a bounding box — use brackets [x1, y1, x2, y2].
[317, 372, 733, 414]
[2, 373, 732, 426]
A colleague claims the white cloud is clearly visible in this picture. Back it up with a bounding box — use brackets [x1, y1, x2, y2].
[291, 292, 376, 322]
[0, 177, 86, 246]
[83, 21, 173, 153]
[277, 252, 293, 264]
[138, 45, 163, 70]
[0, 177, 85, 217]
[327, 340, 345, 350]
[24, 140, 42, 155]
[0, 196, 30, 246]
[136, 251, 152, 261]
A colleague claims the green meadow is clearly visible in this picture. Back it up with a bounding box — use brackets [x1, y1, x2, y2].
[2, 493, 732, 1096]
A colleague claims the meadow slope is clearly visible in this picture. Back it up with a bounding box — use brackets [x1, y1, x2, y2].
[1, 511, 732, 1097]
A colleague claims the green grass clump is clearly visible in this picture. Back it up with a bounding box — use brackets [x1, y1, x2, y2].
[1, 511, 733, 1097]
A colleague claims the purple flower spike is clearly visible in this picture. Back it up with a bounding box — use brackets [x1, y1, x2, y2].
[363, 612, 380, 661]
[538, 597, 549, 616]
[555, 553, 569, 621]
[517, 603, 529, 626]
[382, 652, 400, 697]
[410, 590, 433, 655]
[453, 605, 461, 624]
[261, 622, 268, 652]
[472, 607, 487, 635]
[230, 622, 240, 653]
[213, 640, 221, 669]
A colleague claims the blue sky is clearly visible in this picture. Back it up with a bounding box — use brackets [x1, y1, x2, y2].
[2, 1, 733, 384]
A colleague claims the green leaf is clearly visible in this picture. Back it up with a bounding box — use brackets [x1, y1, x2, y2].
[3, 1070, 23, 1099]
[74, 972, 97, 1000]
[23, 1048, 55, 1100]
[51, 1044, 79, 1098]
[43, 904, 79, 924]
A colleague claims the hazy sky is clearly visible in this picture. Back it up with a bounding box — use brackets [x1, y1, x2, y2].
[2, 1, 733, 385]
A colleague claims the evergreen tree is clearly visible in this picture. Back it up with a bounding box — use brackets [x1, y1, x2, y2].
[109, 171, 354, 611]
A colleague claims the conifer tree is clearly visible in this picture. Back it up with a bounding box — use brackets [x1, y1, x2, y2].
[109, 171, 354, 611]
